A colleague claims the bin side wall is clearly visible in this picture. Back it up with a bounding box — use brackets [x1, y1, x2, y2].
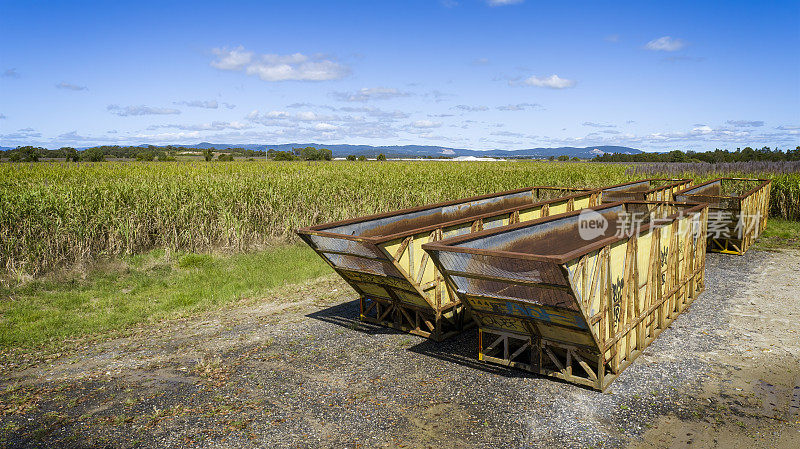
[677, 180, 770, 255]
[565, 208, 707, 371]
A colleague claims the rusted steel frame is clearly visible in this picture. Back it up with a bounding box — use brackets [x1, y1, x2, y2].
[444, 269, 572, 291]
[468, 306, 591, 338]
[674, 177, 771, 200]
[361, 296, 460, 333]
[478, 329, 602, 387]
[675, 178, 770, 255]
[601, 263, 704, 353]
[301, 192, 590, 245]
[297, 186, 597, 244]
[315, 249, 387, 261]
[600, 178, 692, 197]
[334, 268, 415, 290]
[422, 201, 708, 265]
[297, 235, 397, 306]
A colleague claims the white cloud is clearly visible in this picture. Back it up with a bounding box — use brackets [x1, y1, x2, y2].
[472, 58, 490, 65]
[332, 87, 411, 102]
[314, 123, 337, 131]
[491, 130, 526, 138]
[134, 131, 202, 141]
[0, 127, 41, 140]
[411, 120, 442, 129]
[56, 131, 94, 142]
[488, 0, 524, 6]
[604, 34, 620, 43]
[147, 121, 251, 131]
[56, 82, 87, 91]
[497, 103, 540, 111]
[522, 74, 576, 89]
[174, 100, 234, 109]
[454, 104, 489, 112]
[726, 120, 765, 128]
[338, 106, 409, 120]
[645, 36, 687, 52]
[583, 122, 616, 128]
[210, 46, 349, 81]
[107, 105, 181, 116]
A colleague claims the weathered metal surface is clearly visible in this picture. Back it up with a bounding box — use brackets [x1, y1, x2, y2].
[423, 201, 708, 390]
[675, 178, 771, 255]
[296, 186, 601, 341]
[600, 179, 692, 203]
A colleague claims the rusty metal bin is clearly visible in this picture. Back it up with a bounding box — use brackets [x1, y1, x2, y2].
[674, 178, 771, 255]
[422, 201, 708, 390]
[601, 179, 692, 203]
[297, 186, 601, 341]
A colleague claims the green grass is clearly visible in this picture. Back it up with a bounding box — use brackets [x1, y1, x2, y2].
[752, 219, 800, 250]
[0, 243, 328, 350]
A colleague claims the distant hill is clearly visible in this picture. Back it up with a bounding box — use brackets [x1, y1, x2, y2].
[1, 142, 644, 159]
[179, 143, 644, 159]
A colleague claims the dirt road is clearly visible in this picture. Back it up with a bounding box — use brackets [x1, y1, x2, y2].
[1, 249, 799, 448]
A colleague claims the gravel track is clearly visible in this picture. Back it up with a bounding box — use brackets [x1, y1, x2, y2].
[1, 249, 798, 448]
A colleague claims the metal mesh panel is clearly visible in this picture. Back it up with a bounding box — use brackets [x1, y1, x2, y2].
[532, 187, 589, 201]
[308, 234, 385, 259]
[675, 195, 740, 210]
[603, 181, 650, 193]
[436, 251, 566, 285]
[323, 253, 403, 278]
[322, 190, 533, 237]
[450, 276, 576, 310]
[677, 180, 721, 197]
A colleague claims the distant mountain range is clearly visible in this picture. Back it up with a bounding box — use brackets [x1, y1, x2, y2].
[184, 143, 644, 159]
[1, 142, 644, 159]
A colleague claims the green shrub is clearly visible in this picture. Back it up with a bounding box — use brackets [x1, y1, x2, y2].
[82, 148, 105, 162]
[178, 253, 214, 269]
[136, 152, 155, 161]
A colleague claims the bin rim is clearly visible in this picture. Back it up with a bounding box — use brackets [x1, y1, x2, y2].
[673, 177, 771, 200]
[421, 200, 708, 265]
[296, 186, 599, 244]
[601, 178, 692, 195]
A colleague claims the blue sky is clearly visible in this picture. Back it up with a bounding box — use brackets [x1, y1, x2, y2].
[1, 0, 798, 152]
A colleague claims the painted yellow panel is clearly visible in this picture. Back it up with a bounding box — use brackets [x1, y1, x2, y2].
[518, 206, 542, 222]
[341, 270, 415, 292]
[467, 296, 588, 330]
[537, 323, 596, 347]
[380, 238, 405, 262]
[356, 283, 390, 299]
[574, 197, 591, 209]
[475, 313, 529, 333]
[394, 289, 433, 308]
[550, 201, 568, 215]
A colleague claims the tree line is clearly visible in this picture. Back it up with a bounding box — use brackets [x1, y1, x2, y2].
[0, 145, 268, 162]
[265, 147, 390, 161]
[592, 146, 800, 163]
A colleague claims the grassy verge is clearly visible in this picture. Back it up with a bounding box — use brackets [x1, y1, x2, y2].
[751, 219, 800, 250]
[0, 244, 329, 351]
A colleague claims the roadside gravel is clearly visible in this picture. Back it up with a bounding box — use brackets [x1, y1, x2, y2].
[1, 249, 798, 448]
